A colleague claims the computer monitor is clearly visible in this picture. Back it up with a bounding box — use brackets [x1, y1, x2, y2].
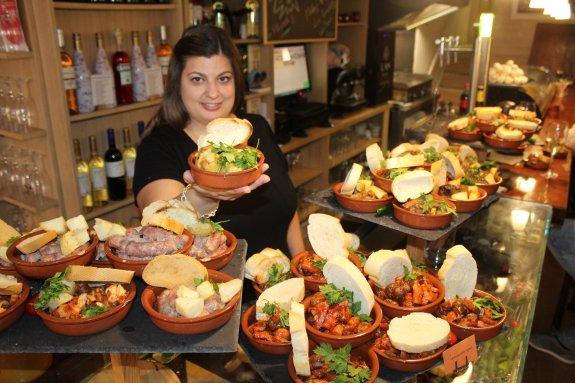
[273, 45, 311, 98]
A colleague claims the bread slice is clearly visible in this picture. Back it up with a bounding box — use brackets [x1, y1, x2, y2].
[508, 119, 538, 132]
[390, 143, 420, 158]
[388, 312, 450, 353]
[142, 254, 208, 289]
[430, 159, 447, 188]
[218, 278, 242, 303]
[345, 233, 360, 251]
[0, 273, 22, 294]
[438, 245, 477, 299]
[307, 214, 348, 260]
[391, 169, 434, 203]
[197, 117, 253, 149]
[366, 143, 385, 172]
[245, 248, 290, 284]
[60, 229, 91, 257]
[424, 133, 449, 153]
[509, 109, 536, 120]
[496, 126, 523, 140]
[474, 106, 502, 121]
[255, 278, 305, 320]
[458, 145, 478, 164]
[0, 219, 20, 246]
[448, 117, 471, 131]
[364, 249, 412, 288]
[144, 214, 185, 235]
[39, 217, 67, 235]
[16, 230, 58, 255]
[323, 256, 375, 315]
[93, 218, 126, 241]
[385, 154, 425, 170]
[442, 152, 464, 179]
[340, 163, 363, 195]
[141, 200, 170, 221]
[66, 215, 88, 232]
[289, 301, 311, 377]
[65, 265, 134, 283]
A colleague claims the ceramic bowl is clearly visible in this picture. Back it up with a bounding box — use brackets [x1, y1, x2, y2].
[0, 275, 29, 332]
[7, 230, 97, 279]
[0, 263, 17, 276]
[524, 155, 550, 170]
[369, 273, 445, 318]
[445, 289, 506, 342]
[252, 281, 264, 296]
[333, 182, 393, 213]
[188, 148, 265, 190]
[240, 304, 292, 355]
[483, 133, 524, 149]
[32, 281, 136, 336]
[392, 200, 455, 230]
[448, 128, 482, 142]
[104, 228, 194, 277]
[141, 269, 241, 335]
[371, 169, 392, 193]
[288, 341, 379, 383]
[372, 341, 447, 372]
[476, 120, 499, 134]
[476, 175, 503, 196]
[302, 296, 382, 348]
[435, 188, 488, 213]
[193, 231, 237, 270]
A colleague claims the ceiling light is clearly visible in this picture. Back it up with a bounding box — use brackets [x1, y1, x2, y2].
[529, 0, 546, 9]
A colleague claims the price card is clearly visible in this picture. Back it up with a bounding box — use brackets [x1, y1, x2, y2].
[91, 74, 116, 108]
[442, 335, 478, 375]
[144, 67, 164, 98]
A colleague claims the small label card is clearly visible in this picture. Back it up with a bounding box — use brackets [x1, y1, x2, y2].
[91, 74, 116, 108]
[442, 335, 478, 375]
[144, 67, 164, 99]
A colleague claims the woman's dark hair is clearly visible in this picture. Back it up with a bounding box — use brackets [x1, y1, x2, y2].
[147, 25, 244, 134]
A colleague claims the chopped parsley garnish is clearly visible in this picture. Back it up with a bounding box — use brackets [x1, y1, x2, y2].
[81, 304, 108, 318]
[388, 168, 408, 180]
[267, 264, 289, 287]
[471, 297, 504, 319]
[4, 236, 19, 246]
[210, 141, 260, 172]
[194, 277, 205, 286]
[319, 284, 371, 321]
[354, 253, 367, 267]
[479, 160, 497, 171]
[312, 258, 327, 270]
[411, 260, 427, 272]
[375, 204, 391, 216]
[460, 176, 476, 186]
[422, 147, 441, 163]
[314, 343, 372, 383]
[403, 265, 419, 282]
[417, 193, 457, 216]
[262, 302, 289, 327]
[34, 271, 71, 311]
[193, 277, 219, 292]
[199, 217, 227, 233]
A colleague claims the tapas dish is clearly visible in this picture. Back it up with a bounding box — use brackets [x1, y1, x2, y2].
[0, 273, 29, 332]
[436, 184, 487, 213]
[245, 247, 291, 295]
[448, 116, 482, 141]
[0, 219, 20, 274]
[334, 163, 392, 213]
[460, 159, 502, 196]
[523, 146, 550, 170]
[473, 106, 506, 134]
[483, 126, 524, 150]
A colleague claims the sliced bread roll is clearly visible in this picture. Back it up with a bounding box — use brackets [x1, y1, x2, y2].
[255, 278, 305, 320]
[16, 230, 58, 255]
[143, 254, 208, 289]
[442, 152, 464, 179]
[364, 249, 412, 287]
[366, 143, 385, 172]
[245, 248, 290, 284]
[290, 301, 311, 377]
[141, 200, 170, 221]
[307, 213, 348, 260]
[438, 245, 477, 299]
[340, 163, 363, 195]
[474, 106, 502, 121]
[507, 119, 538, 132]
[144, 214, 185, 235]
[39, 217, 67, 235]
[430, 159, 447, 188]
[509, 109, 536, 120]
[197, 117, 253, 149]
[458, 145, 478, 164]
[388, 312, 450, 353]
[448, 117, 471, 131]
[0, 219, 20, 245]
[495, 126, 523, 140]
[425, 133, 449, 153]
[65, 265, 134, 283]
[345, 233, 360, 252]
[385, 154, 425, 170]
[94, 218, 126, 241]
[391, 169, 434, 203]
[390, 143, 420, 158]
[323, 256, 374, 315]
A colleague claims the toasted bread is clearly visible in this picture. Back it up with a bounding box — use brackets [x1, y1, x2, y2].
[65, 265, 134, 283]
[142, 254, 207, 289]
[144, 214, 185, 235]
[197, 117, 253, 149]
[16, 230, 58, 255]
[39, 217, 67, 235]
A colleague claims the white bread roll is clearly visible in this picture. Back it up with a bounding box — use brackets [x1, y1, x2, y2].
[430, 159, 447, 188]
[425, 134, 449, 153]
[16, 230, 58, 255]
[509, 109, 536, 120]
[507, 119, 538, 132]
[496, 126, 523, 140]
[474, 106, 502, 121]
[438, 245, 477, 299]
[197, 117, 253, 149]
[390, 143, 420, 158]
[366, 143, 385, 172]
[364, 249, 412, 287]
[244, 248, 290, 284]
[340, 163, 363, 195]
[143, 254, 208, 289]
[141, 200, 170, 221]
[388, 312, 450, 353]
[385, 154, 425, 170]
[307, 214, 348, 260]
[323, 256, 374, 315]
[0, 246, 9, 265]
[290, 301, 310, 376]
[256, 278, 305, 320]
[442, 152, 464, 179]
[448, 117, 471, 131]
[66, 215, 88, 232]
[458, 145, 478, 164]
[391, 169, 434, 203]
[39, 217, 67, 235]
[0, 219, 20, 245]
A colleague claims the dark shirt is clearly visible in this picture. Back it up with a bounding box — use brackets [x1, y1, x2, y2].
[133, 114, 297, 255]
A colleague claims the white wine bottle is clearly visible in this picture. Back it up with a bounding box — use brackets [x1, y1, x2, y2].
[73, 139, 93, 211]
[123, 127, 137, 196]
[88, 135, 109, 206]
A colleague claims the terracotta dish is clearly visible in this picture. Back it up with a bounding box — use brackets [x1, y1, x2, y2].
[195, 230, 237, 270]
[252, 281, 264, 296]
[483, 133, 524, 149]
[476, 175, 503, 196]
[333, 182, 393, 213]
[448, 128, 482, 142]
[371, 169, 392, 193]
[372, 342, 447, 372]
[187, 148, 264, 190]
[476, 120, 500, 134]
[392, 201, 455, 230]
[240, 304, 292, 355]
[434, 188, 488, 214]
[141, 269, 241, 335]
[0, 276, 29, 332]
[32, 281, 136, 336]
[7, 230, 97, 279]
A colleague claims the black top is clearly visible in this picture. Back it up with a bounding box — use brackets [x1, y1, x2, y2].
[133, 114, 297, 255]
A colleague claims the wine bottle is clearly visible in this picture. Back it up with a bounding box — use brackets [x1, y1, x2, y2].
[57, 29, 79, 115]
[112, 28, 134, 105]
[105, 128, 127, 200]
[72, 33, 94, 113]
[88, 135, 109, 206]
[122, 127, 137, 196]
[94, 32, 117, 108]
[73, 139, 93, 211]
[145, 30, 159, 68]
[156, 25, 172, 84]
[131, 31, 148, 102]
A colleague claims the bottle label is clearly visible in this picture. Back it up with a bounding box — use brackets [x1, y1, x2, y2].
[77, 172, 91, 196]
[106, 160, 125, 178]
[124, 157, 136, 178]
[144, 67, 164, 98]
[159, 56, 170, 76]
[91, 74, 117, 108]
[62, 67, 76, 90]
[117, 63, 132, 85]
[91, 167, 107, 190]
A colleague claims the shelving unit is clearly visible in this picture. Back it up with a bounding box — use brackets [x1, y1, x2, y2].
[69, 99, 163, 123]
[329, 137, 380, 168]
[53, 2, 177, 11]
[337, 22, 365, 27]
[0, 51, 33, 60]
[289, 166, 324, 188]
[0, 127, 45, 141]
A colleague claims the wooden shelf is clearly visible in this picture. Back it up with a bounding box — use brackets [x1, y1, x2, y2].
[232, 38, 261, 45]
[244, 88, 272, 101]
[1, 193, 58, 214]
[85, 198, 135, 220]
[53, 2, 176, 11]
[70, 99, 162, 123]
[329, 138, 379, 168]
[289, 166, 323, 188]
[337, 22, 365, 27]
[0, 127, 45, 141]
[0, 51, 33, 60]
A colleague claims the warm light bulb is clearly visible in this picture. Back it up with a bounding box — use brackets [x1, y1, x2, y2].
[529, 0, 546, 9]
[479, 13, 494, 38]
[552, 1, 572, 19]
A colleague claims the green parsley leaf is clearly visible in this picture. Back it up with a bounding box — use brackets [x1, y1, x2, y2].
[267, 264, 289, 287]
[471, 297, 504, 319]
[416, 193, 457, 216]
[460, 177, 476, 186]
[358, 313, 373, 323]
[389, 167, 408, 180]
[4, 236, 19, 246]
[411, 260, 427, 272]
[81, 304, 108, 318]
[34, 271, 72, 311]
[261, 302, 289, 327]
[375, 204, 391, 216]
[355, 253, 367, 267]
[211, 281, 219, 293]
[209, 142, 259, 172]
[315, 343, 370, 383]
[312, 258, 327, 270]
[319, 283, 354, 306]
[194, 277, 205, 286]
[350, 301, 362, 316]
[199, 217, 227, 233]
[479, 160, 497, 171]
[403, 265, 418, 282]
[422, 147, 441, 163]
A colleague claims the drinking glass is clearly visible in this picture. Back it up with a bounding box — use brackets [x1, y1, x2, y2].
[545, 120, 568, 179]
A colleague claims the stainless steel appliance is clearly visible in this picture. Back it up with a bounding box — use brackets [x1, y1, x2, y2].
[393, 71, 433, 103]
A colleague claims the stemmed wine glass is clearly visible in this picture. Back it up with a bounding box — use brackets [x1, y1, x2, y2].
[545, 120, 568, 179]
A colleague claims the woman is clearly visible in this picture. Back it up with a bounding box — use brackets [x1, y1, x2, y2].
[133, 25, 304, 256]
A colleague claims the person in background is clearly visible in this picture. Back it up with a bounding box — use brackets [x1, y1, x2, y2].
[133, 25, 305, 257]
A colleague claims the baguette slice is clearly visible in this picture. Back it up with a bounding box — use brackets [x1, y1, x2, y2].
[143, 254, 208, 289]
[474, 106, 502, 121]
[245, 248, 290, 284]
[366, 143, 385, 172]
[390, 143, 420, 158]
[0, 273, 22, 294]
[39, 216, 67, 235]
[438, 245, 477, 299]
[509, 109, 536, 120]
[448, 117, 471, 131]
[425, 133, 449, 153]
[197, 117, 253, 149]
[430, 159, 447, 188]
[364, 249, 412, 288]
[385, 154, 425, 170]
[388, 312, 450, 353]
[508, 119, 538, 132]
[496, 126, 523, 140]
[340, 163, 363, 195]
[442, 152, 464, 179]
[144, 214, 185, 235]
[65, 265, 134, 283]
[391, 169, 434, 203]
[0, 219, 20, 245]
[16, 230, 58, 255]
[307, 213, 348, 260]
[290, 301, 311, 377]
[255, 278, 304, 320]
[458, 145, 478, 164]
[66, 215, 88, 232]
[323, 256, 374, 315]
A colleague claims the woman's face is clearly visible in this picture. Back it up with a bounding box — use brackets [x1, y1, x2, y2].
[180, 54, 235, 128]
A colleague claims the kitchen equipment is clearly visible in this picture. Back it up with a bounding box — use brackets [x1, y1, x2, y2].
[392, 71, 433, 103]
